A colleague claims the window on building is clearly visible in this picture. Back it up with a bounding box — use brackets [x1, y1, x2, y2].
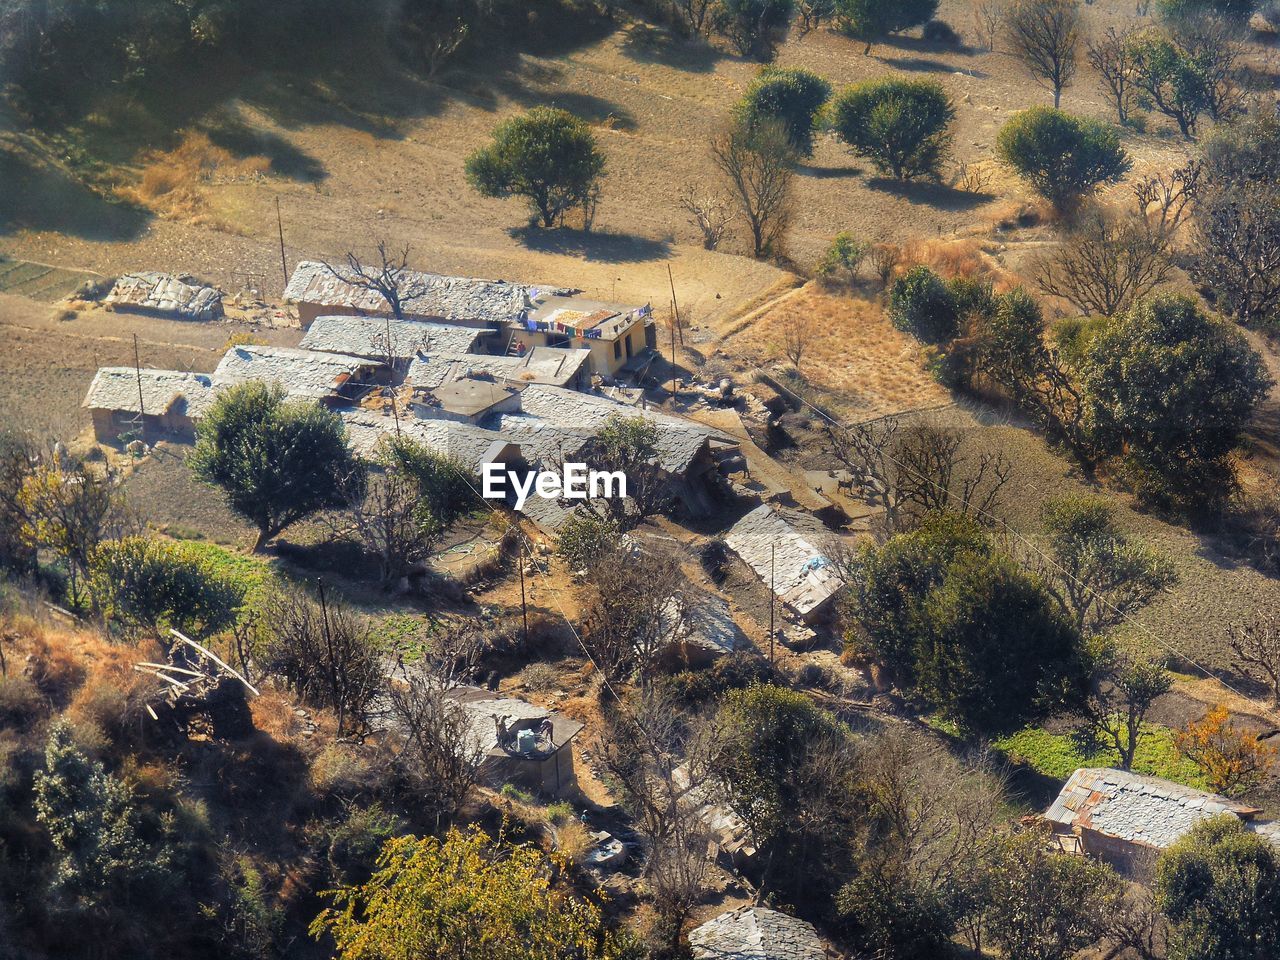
[624, 334, 632, 358]
[613, 341, 622, 360]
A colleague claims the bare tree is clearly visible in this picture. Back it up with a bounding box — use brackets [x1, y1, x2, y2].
[1087, 26, 1136, 125]
[775, 313, 821, 371]
[1193, 177, 1280, 326]
[825, 417, 1014, 532]
[868, 242, 901, 289]
[1133, 159, 1201, 239]
[262, 583, 383, 738]
[672, 0, 716, 36]
[1034, 207, 1173, 318]
[796, 0, 837, 33]
[711, 118, 795, 259]
[1005, 0, 1082, 108]
[386, 668, 485, 831]
[580, 542, 689, 688]
[1086, 644, 1172, 771]
[1103, 886, 1166, 960]
[677, 182, 735, 251]
[1227, 613, 1280, 706]
[973, 0, 1008, 51]
[322, 241, 422, 321]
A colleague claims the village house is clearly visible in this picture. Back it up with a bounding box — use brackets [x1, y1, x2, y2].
[83, 368, 219, 443]
[104, 271, 224, 321]
[282, 260, 535, 329]
[213, 344, 380, 404]
[659, 591, 745, 669]
[689, 907, 829, 960]
[452, 686, 583, 798]
[405, 345, 593, 392]
[413, 377, 523, 425]
[340, 410, 523, 476]
[1043, 767, 1280, 876]
[724, 505, 845, 624]
[299, 314, 491, 368]
[512, 292, 655, 377]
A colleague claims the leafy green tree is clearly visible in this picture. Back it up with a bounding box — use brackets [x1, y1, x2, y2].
[1156, 815, 1280, 960]
[578, 414, 668, 529]
[1039, 494, 1175, 635]
[836, 0, 940, 53]
[311, 826, 638, 960]
[916, 549, 1085, 733]
[189, 381, 360, 551]
[556, 512, 623, 570]
[34, 721, 173, 914]
[888, 266, 960, 343]
[737, 67, 832, 156]
[1126, 30, 1213, 139]
[816, 232, 869, 286]
[1080, 294, 1271, 511]
[996, 107, 1131, 210]
[1158, 0, 1260, 23]
[90, 536, 245, 640]
[1086, 641, 1173, 771]
[984, 830, 1125, 960]
[465, 107, 606, 228]
[711, 684, 859, 899]
[829, 77, 955, 180]
[712, 0, 795, 58]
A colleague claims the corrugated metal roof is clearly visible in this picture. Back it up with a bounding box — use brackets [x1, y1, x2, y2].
[690, 907, 827, 960]
[724, 505, 844, 617]
[83, 367, 218, 418]
[283, 260, 536, 325]
[104, 272, 223, 321]
[299, 314, 489, 360]
[213, 345, 374, 401]
[1044, 768, 1272, 850]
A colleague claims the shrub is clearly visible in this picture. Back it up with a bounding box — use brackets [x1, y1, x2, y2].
[0, 674, 43, 729]
[837, 0, 941, 51]
[465, 107, 606, 228]
[829, 77, 955, 180]
[89, 536, 244, 640]
[712, 0, 795, 57]
[888, 266, 960, 343]
[816, 232, 869, 285]
[737, 67, 832, 156]
[922, 18, 961, 44]
[997, 107, 1131, 210]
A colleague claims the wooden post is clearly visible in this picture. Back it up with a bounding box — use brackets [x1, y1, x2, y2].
[515, 525, 529, 647]
[133, 334, 146, 437]
[276, 197, 289, 290]
[769, 543, 775, 665]
[666, 263, 680, 395]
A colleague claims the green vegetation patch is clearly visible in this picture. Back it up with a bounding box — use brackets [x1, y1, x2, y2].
[994, 724, 1208, 790]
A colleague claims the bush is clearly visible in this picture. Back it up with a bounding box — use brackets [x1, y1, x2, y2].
[737, 67, 832, 156]
[465, 107, 606, 228]
[829, 77, 955, 180]
[836, 0, 940, 51]
[888, 266, 960, 343]
[815, 232, 869, 285]
[90, 536, 245, 641]
[922, 18, 961, 45]
[712, 0, 795, 58]
[997, 107, 1131, 211]
[0, 675, 43, 729]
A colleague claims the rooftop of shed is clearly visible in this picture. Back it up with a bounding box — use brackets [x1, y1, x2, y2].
[83, 367, 218, 418]
[689, 907, 827, 960]
[300, 314, 489, 360]
[104, 272, 223, 321]
[724, 505, 844, 617]
[213, 345, 374, 400]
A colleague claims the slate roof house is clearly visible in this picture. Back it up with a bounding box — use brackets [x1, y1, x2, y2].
[724, 505, 845, 623]
[689, 907, 829, 960]
[340, 411, 522, 475]
[405, 346, 592, 392]
[213, 345, 379, 404]
[283, 260, 535, 329]
[83, 368, 218, 443]
[451, 686, 583, 798]
[1044, 767, 1280, 875]
[515, 293, 656, 377]
[299, 314, 491, 366]
[104, 272, 223, 321]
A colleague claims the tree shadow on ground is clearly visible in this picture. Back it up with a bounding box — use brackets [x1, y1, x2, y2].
[508, 226, 671, 263]
[619, 22, 723, 73]
[865, 177, 994, 212]
[202, 112, 328, 182]
[881, 56, 989, 79]
[494, 82, 637, 131]
[797, 162, 861, 179]
[0, 150, 151, 240]
[874, 34, 981, 58]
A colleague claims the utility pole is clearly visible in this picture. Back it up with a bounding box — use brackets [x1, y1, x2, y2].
[133, 334, 145, 437]
[666, 263, 680, 396]
[515, 526, 529, 647]
[276, 197, 289, 289]
[769, 543, 775, 665]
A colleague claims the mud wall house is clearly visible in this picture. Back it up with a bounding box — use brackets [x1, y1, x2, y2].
[724, 504, 845, 624]
[103, 272, 224, 321]
[282, 260, 535, 331]
[299, 314, 492, 373]
[451, 686, 583, 798]
[1043, 768, 1280, 878]
[213, 345, 380, 405]
[511, 294, 656, 378]
[83, 368, 218, 443]
[689, 906, 830, 960]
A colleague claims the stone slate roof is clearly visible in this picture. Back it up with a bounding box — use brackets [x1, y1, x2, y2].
[406, 346, 591, 390]
[83, 368, 218, 419]
[213, 345, 375, 401]
[1045, 768, 1267, 850]
[283, 260, 536, 325]
[663, 591, 744, 657]
[340, 411, 517, 475]
[500, 385, 732, 476]
[689, 907, 827, 960]
[104, 272, 223, 321]
[300, 314, 489, 360]
[724, 505, 844, 618]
